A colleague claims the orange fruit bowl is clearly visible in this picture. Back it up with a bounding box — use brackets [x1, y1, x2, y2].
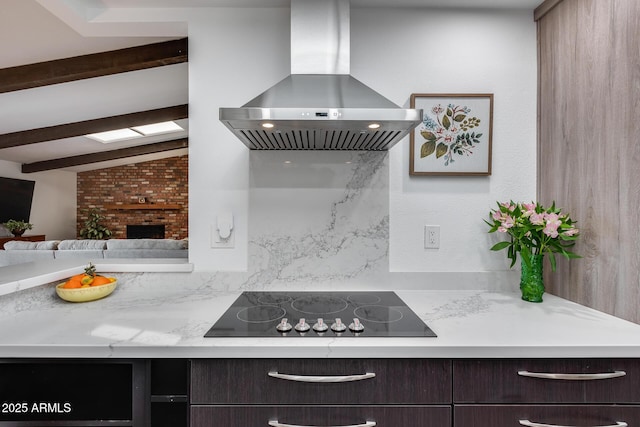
[56, 279, 117, 303]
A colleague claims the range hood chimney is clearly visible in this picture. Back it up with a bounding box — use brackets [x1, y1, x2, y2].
[219, 0, 422, 151]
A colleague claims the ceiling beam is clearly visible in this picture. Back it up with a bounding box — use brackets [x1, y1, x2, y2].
[0, 104, 188, 150]
[21, 138, 188, 173]
[0, 38, 188, 94]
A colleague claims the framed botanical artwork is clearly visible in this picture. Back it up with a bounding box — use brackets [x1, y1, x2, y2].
[409, 93, 493, 176]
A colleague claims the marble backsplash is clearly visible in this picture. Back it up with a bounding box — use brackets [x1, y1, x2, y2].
[215, 150, 516, 291]
[246, 151, 389, 288]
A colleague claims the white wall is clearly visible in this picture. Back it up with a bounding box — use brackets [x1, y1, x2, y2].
[187, 6, 537, 276]
[188, 7, 290, 271]
[0, 159, 77, 240]
[350, 8, 538, 272]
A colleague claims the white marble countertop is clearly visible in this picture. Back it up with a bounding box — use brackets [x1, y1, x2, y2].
[0, 258, 193, 297]
[1, 270, 640, 359]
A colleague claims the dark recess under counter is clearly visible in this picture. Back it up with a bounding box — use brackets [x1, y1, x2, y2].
[2, 357, 638, 427]
[150, 359, 189, 427]
[0, 359, 146, 426]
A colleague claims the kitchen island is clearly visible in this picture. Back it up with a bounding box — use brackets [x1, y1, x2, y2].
[2, 269, 640, 427]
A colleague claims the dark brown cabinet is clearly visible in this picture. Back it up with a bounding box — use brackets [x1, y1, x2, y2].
[190, 359, 452, 427]
[453, 359, 640, 427]
[191, 406, 451, 427]
[454, 405, 640, 427]
[189, 358, 640, 427]
[191, 359, 451, 405]
[454, 359, 640, 404]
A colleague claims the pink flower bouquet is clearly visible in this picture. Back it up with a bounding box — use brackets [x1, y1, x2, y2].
[486, 201, 580, 270]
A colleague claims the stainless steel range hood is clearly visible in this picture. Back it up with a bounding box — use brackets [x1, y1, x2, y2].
[219, 0, 422, 151]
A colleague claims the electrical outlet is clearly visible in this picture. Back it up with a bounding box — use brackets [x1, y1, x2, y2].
[424, 225, 440, 249]
[211, 224, 235, 248]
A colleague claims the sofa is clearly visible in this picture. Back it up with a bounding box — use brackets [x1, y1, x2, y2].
[0, 238, 188, 267]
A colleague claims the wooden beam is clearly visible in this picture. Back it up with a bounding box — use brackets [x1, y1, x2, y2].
[0, 38, 187, 94]
[0, 104, 188, 149]
[21, 138, 188, 173]
[104, 204, 182, 210]
[534, 0, 564, 21]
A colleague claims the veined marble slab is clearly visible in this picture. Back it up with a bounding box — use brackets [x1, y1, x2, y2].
[248, 151, 390, 286]
[1, 282, 639, 359]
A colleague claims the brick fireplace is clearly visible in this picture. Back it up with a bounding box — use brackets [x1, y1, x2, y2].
[77, 156, 188, 239]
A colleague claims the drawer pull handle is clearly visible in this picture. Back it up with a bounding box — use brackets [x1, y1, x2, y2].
[268, 371, 376, 383]
[519, 420, 627, 427]
[517, 370, 626, 380]
[269, 421, 376, 427]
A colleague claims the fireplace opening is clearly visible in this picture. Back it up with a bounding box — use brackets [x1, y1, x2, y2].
[127, 225, 165, 239]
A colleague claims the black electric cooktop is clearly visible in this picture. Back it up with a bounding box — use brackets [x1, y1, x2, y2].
[204, 291, 437, 338]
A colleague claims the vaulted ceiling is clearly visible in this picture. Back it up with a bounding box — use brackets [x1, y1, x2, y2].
[0, 0, 189, 173]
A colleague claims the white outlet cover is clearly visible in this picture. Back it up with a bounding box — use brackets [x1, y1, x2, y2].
[424, 225, 440, 249]
[211, 224, 235, 248]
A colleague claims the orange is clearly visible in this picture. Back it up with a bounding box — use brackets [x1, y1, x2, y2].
[70, 273, 85, 282]
[90, 276, 112, 287]
[63, 279, 82, 289]
[80, 275, 94, 286]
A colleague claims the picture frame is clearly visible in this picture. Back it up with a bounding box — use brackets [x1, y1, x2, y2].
[409, 93, 493, 176]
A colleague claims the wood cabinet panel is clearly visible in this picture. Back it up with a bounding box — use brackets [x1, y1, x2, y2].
[454, 405, 640, 427]
[191, 359, 451, 405]
[537, 0, 640, 323]
[191, 406, 451, 427]
[454, 359, 640, 403]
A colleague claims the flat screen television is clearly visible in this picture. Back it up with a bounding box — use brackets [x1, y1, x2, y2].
[0, 176, 36, 223]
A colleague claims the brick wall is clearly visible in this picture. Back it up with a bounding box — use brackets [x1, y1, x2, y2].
[77, 156, 188, 239]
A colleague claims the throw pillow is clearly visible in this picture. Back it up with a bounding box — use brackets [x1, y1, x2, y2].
[106, 239, 187, 250]
[4, 240, 60, 250]
[58, 239, 108, 250]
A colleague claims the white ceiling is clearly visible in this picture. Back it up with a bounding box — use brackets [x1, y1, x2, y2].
[84, 0, 544, 9]
[0, 0, 543, 173]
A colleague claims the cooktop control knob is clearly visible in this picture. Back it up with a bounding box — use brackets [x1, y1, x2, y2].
[313, 318, 329, 333]
[331, 318, 347, 333]
[349, 318, 365, 333]
[294, 318, 311, 332]
[276, 318, 292, 333]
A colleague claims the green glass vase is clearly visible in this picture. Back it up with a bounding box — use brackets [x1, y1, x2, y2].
[520, 253, 544, 302]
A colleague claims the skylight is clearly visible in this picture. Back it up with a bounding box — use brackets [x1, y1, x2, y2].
[131, 121, 184, 136]
[86, 121, 184, 143]
[86, 128, 142, 143]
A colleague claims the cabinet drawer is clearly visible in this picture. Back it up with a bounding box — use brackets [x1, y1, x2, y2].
[454, 405, 640, 427]
[191, 359, 451, 404]
[191, 406, 451, 427]
[454, 359, 640, 403]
